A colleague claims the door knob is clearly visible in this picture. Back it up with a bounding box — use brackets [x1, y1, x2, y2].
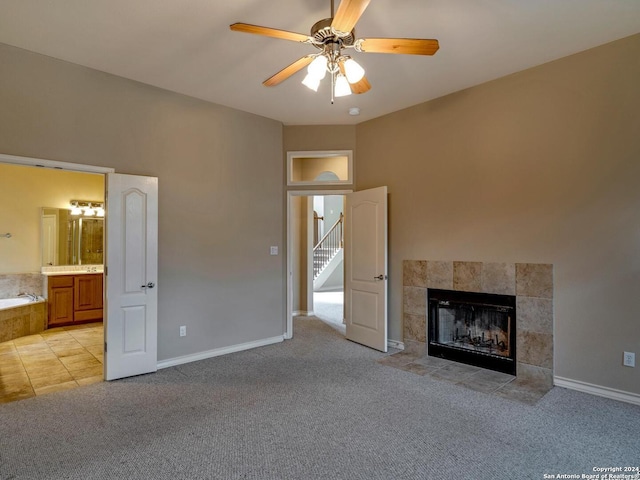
[141, 282, 155, 289]
[374, 274, 387, 280]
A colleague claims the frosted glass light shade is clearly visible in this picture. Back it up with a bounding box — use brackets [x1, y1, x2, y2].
[343, 58, 365, 83]
[302, 73, 320, 92]
[307, 55, 328, 80]
[334, 74, 352, 97]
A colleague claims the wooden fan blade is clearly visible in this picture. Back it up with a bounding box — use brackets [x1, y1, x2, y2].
[359, 38, 439, 55]
[331, 0, 372, 35]
[263, 56, 314, 86]
[338, 61, 371, 94]
[349, 76, 371, 94]
[230, 23, 311, 43]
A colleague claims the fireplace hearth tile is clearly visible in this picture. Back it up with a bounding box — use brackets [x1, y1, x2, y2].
[397, 362, 428, 376]
[430, 362, 482, 382]
[426, 261, 453, 289]
[403, 260, 427, 287]
[456, 370, 515, 394]
[453, 262, 482, 291]
[412, 354, 449, 369]
[481, 263, 516, 295]
[516, 263, 553, 299]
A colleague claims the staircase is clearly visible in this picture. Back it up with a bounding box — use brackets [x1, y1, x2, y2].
[313, 213, 343, 281]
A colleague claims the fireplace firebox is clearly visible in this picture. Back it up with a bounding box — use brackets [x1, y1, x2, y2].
[428, 289, 516, 375]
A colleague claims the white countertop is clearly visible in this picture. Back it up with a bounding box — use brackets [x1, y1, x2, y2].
[41, 265, 103, 275]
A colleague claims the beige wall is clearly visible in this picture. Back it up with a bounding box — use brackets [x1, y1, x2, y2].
[0, 43, 284, 361]
[0, 163, 104, 274]
[284, 126, 356, 154]
[356, 34, 640, 394]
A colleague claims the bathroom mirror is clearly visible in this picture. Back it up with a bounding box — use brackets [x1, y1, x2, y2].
[41, 207, 104, 266]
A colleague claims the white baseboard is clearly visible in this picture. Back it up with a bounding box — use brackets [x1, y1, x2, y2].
[157, 335, 284, 370]
[554, 376, 640, 406]
[387, 339, 405, 350]
[292, 310, 314, 316]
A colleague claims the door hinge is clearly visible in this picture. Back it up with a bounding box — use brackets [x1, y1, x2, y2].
[104, 341, 107, 353]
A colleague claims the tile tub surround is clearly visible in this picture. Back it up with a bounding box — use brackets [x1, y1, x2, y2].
[0, 273, 45, 298]
[0, 299, 46, 343]
[403, 260, 554, 396]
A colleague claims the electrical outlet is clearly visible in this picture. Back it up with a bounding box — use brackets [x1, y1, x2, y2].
[179, 325, 186, 337]
[623, 351, 635, 367]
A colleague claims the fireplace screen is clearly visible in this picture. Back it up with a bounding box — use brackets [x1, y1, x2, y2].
[428, 289, 516, 375]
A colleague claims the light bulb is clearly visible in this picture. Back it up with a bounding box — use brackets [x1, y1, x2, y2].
[84, 206, 96, 216]
[343, 58, 365, 83]
[70, 202, 82, 215]
[334, 74, 352, 97]
[302, 73, 321, 92]
[307, 55, 327, 80]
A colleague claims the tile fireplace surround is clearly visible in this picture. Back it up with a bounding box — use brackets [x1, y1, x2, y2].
[402, 260, 554, 399]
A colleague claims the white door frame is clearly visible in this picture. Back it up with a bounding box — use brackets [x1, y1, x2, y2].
[286, 189, 351, 339]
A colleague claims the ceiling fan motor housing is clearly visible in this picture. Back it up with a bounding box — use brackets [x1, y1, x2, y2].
[311, 18, 355, 49]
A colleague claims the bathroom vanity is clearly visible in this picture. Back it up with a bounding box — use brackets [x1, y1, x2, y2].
[46, 272, 103, 327]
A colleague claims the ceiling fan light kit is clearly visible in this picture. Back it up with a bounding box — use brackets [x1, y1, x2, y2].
[230, 0, 439, 104]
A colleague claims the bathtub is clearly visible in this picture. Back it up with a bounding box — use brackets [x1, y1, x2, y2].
[0, 297, 47, 343]
[0, 297, 38, 310]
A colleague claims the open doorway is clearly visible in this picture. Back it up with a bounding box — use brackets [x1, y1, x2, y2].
[287, 190, 351, 339]
[0, 155, 111, 402]
[311, 194, 345, 334]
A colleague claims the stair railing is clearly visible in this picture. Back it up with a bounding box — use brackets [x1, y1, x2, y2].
[313, 213, 343, 279]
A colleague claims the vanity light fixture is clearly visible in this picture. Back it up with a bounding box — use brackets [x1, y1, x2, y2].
[69, 200, 105, 217]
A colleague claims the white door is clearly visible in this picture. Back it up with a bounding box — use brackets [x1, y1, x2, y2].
[105, 173, 158, 380]
[345, 186, 388, 352]
[42, 214, 58, 266]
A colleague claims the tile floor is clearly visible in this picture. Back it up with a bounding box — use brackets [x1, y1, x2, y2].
[378, 340, 552, 404]
[0, 322, 103, 404]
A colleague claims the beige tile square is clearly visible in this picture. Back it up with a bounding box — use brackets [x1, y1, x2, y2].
[29, 371, 75, 389]
[23, 362, 68, 378]
[0, 342, 17, 354]
[13, 334, 45, 346]
[49, 345, 89, 357]
[84, 344, 103, 356]
[0, 386, 35, 403]
[403, 313, 426, 342]
[0, 361, 27, 376]
[76, 375, 104, 386]
[70, 364, 104, 380]
[480, 262, 516, 295]
[516, 263, 553, 299]
[34, 380, 78, 396]
[60, 353, 101, 370]
[516, 331, 553, 369]
[0, 376, 33, 395]
[453, 261, 482, 292]
[517, 296, 553, 335]
[426, 261, 453, 289]
[403, 260, 427, 287]
[403, 286, 426, 316]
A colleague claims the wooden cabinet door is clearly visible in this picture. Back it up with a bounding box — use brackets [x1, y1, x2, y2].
[74, 274, 104, 322]
[48, 276, 75, 326]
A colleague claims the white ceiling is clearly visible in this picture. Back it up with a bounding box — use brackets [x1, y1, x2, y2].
[1, 0, 639, 125]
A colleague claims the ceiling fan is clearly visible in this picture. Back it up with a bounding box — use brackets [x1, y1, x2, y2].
[230, 0, 439, 103]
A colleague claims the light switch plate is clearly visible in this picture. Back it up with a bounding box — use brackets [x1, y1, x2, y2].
[270, 246, 278, 255]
